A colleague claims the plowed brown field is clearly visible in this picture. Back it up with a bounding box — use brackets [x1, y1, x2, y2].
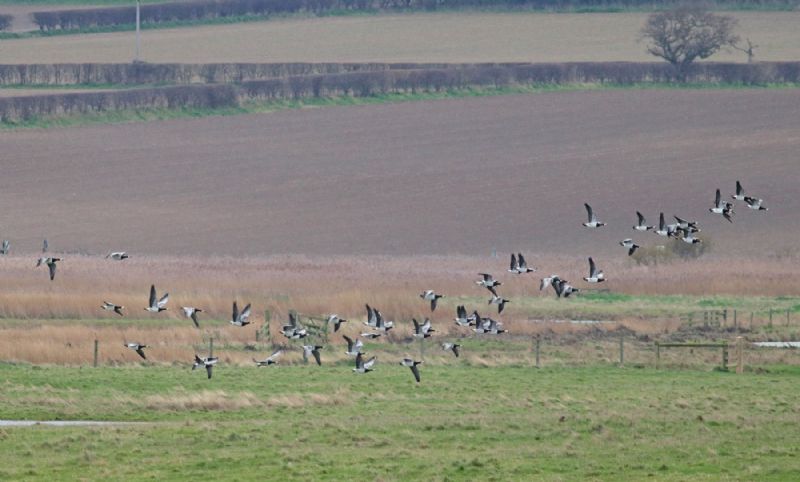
[1, 11, 799, 63]
[1, 89, 798, 257]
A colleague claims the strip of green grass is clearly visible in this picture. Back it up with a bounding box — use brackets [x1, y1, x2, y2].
[1, 364, 798, 480]
[2, 82, 799, 130]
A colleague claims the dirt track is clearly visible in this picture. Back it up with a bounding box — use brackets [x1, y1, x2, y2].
[1, 89, 798, 256]
[0, 12, 798, 63]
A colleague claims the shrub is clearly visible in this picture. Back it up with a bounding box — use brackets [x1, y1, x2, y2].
[0, 14, 12, 32]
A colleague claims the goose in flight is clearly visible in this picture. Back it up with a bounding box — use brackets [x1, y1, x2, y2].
[364, 304, 378, 328]
[654, 213, 675, 237]
[551, 277, 579, 298]
[36, 257, 61, 281]
[303, 345, 323, 366]
[145, 285, 168, 312]
[360, 332, 382, 340]
[454, 305, 471, 327]
[619, 239, 639, 256]
[281, 312, 307, 339]
[193, 355, 218, 379]
[744, 196, 768, 211]
[0, 240, 9, 255]
[106, 252, 129, 260]
[373, 308, 393, 332]
[486, 318, 507, 335]
[674, 216, 699, 232]
[125, 342, 147, 360]
[633, 211, 653, 231]
[441, 342, 461, 357]
[400, 358, 423, 383]
[102, 301, 124, 316]
[476, 273, 502, 292]
[343, 335, 363, 356]
[731, 180, 746, 201]
[488, 294, 510, 314]
[540, 274, 558, 291]
[508, 253, 536, 274]
[583, 203, 605, 228]
[230, 301, 252, 327]
[420, 290, 444, 311]
[353, 353, 376, 374]
[254, 349, 282, 366]
[182, 307, 203, 328]
[709, 189, 735, 222]
[326, 314, 347, 333]
[677, 228, 702, 244]
[42, 238, 48, 253]
[583, 257, 605, 283]
[412, 318, 434, 339]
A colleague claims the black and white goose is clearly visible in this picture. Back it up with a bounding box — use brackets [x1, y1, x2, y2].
[373, 308, 393, 332]
[281, 312, 307, 339]
[674, 216, 699, 232]
[488, 294, 510, 314]
[360, 332, 382, 340]
[709, 189, 735, 222]
[540, 275, 558, 292]
[230, 301, 252, 327]
[654, 213, 675, 237]
[476, 273, 502, 292]
[441, 342, 461, 357]
[192, 355, 218, 379]
[253, 349, 282, 366]
[353, 353, 376, 374]
[677, 227, 702, 244]
[412, 318, 434, 339]
[36, 257, 61, 281]
[744, 196, 768, 211]
[182, 307, 203, 328]
[125, 342, 147, 360]
[583, 257, 605, 283]
[106, 251, 129, 260]
[364, 304, 378, 328]
[420, 290, 444, 311]
[731, 180, 746, 201]
[343, 335, 363, 356]
[454, 305, 471, 327]
[326, 314, 347, 333]
[0, 239, 9, 255]
[551, 277, 579, 298]
[486, 318, 507, 335]
[619, 239, 640, 256]
[400, 358, 423, 383]
[583, 203, 606, 228]
[144, 284, 168, 312]
[303, 345, 323, 366]
[102, 301, 124, 316]
[509, 253, 536, 274]
[633, 211, 653, 231]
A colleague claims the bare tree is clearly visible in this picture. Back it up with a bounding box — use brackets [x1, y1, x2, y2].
[732, 38, 758, 63]
[640, 5, 740, 80]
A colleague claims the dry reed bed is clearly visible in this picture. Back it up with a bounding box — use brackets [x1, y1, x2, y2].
[0, 254, 798, 321]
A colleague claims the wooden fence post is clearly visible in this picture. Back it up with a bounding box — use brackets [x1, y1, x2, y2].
[750, 312, 754, 330]
[723, 309, 728, 327]
[733, 309, 738, 330]
[736, 337, 744, 374]
[619, 334, 624, 367]
[535, 336, 541, 369]
[93, 339, 99, 367]
[209, 336, 214, 358]
[721, 342, 729, 371]
[655, 342, 660, 369]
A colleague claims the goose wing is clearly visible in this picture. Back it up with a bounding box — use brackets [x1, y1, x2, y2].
[157, 292, 169, 308]
[584, 203, 594, 222]
[412, 318, 420, 333]
[715, 189, 721, 208]
[363, 356, 376, 370]
[588, 257, 596, 277]
[311, 348, 322, 366]
[659, 212, 665, 230]
[509, 253, 517, 271]
[239, 303, 252, 323]
[148, 285, 157, 308]
[636, 211, 645, 226]
[410, 364, 421, 383]
[355, 353, 364, 369]
[205, 364, 213, 379]
[518, 253, 527, 270]
[452, 345, 460, 357]
[268, 349, 282, 362]
[486, 285, 498, 297]
[135, 347, 147, 360]
[736, 180, 743, 196]
[48, 261, 57, 281]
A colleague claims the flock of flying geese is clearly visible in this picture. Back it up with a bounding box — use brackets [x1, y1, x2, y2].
[1, 182, 767, 383]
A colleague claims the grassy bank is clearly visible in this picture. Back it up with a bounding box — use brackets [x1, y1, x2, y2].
[1, 364, 799, 480]
[3, 82, 799, 130]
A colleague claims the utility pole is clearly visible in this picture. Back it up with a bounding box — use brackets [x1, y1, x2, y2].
[134, 0, 141, 62]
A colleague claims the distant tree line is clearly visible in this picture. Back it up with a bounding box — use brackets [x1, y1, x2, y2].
[1, 61, 798, 122]
[0, 14, 12, 31]
[31, 0, 800, 31]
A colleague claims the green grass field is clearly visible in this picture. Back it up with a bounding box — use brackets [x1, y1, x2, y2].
[2, 363, 799, 480]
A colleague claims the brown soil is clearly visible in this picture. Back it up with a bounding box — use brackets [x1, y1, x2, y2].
[0, 89, 797, 257]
